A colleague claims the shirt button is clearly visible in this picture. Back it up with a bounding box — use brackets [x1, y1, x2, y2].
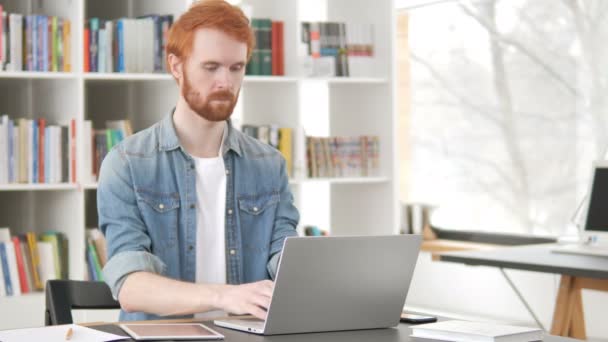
[253, 207, 258, 212]
[230, 249, 236, 255]
[158, 204, 164, 210]
[228, 209, 233, 215]
[190, 164, 195, 170]
[190, 204, 195, 209]
[188, 245, 194, 251]
[225, 169, 230, 175]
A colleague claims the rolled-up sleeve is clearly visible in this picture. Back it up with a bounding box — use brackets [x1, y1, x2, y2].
[97, 146, 166, 299]
[267, 157, 299, 279]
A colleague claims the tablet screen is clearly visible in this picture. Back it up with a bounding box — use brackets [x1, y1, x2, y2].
[120, 323, 224, 340]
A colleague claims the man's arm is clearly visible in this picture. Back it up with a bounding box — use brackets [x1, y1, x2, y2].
[267, 157, 300, 278]
[98, 146, 272, 319]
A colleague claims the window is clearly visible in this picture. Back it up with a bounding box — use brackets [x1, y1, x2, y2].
[401, 0, 608, 234]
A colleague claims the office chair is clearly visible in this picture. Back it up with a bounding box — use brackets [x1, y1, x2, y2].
[45, 280, 121, 326]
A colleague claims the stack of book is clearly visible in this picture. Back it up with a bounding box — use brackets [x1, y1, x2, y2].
[84, 15, 173, 73]
[241, 124, 306, 179]
[0, 7, 72, 72]
[0, 115, 77, 184]
[307, 136, 380, 178]
[0, 227, 69, 296]
[85, 228, 107, 282]
[246, 19, 284, 76]
[82, 119, 133, 183]
[300, 22, 374, 77]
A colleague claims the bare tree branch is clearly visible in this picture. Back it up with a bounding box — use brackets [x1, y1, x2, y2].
[460, 3, 579, 96]
[410, 53, 503, 127]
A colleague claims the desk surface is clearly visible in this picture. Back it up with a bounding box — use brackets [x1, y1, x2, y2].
[91, 320, 580, 341]
[439, 244, 608, 279]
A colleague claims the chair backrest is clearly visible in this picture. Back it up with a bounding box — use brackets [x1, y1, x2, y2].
[45, 280, 121, 326]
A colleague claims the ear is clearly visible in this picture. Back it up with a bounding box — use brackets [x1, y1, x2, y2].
[168, 53, 184, 82]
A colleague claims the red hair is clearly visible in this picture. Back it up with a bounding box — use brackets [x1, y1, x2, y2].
[166, 0, 254, 71]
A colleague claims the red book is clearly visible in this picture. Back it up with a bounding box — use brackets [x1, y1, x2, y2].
[83, 27, 90, 72]
[0, 5, 4, 65]
[11, 236, 29, 294]
[271, 21, 279, 76]
[277, 22, 284, 75]
[38, 118, 46, 183]
[70, 119, 76, 183]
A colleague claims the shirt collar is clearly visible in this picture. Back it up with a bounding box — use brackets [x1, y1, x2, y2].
[159, 108, 242, 157]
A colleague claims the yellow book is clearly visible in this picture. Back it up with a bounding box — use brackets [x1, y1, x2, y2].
[278, 128, 293, 178]
[63, 20, 71, 72]
[26, 232, 43, 290]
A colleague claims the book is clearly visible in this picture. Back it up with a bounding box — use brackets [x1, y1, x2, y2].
[37, 241, 57, 286]
[4, 241, 21, 296]
[0, 242, 13, 295]
[410, 320, 543, 342]
[26, 232, 43, 290]
[0, 245, 5, 295]
[11, 236, 29, 293]
[87, 238, 103, 281]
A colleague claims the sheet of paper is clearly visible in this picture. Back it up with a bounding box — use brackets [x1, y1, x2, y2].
[0, 323, 128, 342]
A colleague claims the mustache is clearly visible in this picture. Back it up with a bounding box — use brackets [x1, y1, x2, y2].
[207, 90, 234, 101]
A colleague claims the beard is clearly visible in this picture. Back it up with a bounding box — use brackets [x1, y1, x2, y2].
[182, 73, 239, 122]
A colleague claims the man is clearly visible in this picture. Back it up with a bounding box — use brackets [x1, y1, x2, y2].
[97, 0, 299, 321]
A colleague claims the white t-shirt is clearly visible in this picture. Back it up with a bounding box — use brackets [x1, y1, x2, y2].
[193, 126, 227, 319]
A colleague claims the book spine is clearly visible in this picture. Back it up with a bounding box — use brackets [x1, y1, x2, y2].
[40, 16, 47, 72]
[0, 243, 13, 295]
[26, 232, 42, 290]
[38, 118, 45, 183]
[89, 18, 99, 72]
[11, 237, 29, 293]
[8, 119, 14, 183]
[63, 19, 71, 72]
[87, 239, 103, 281]
[0, 5, 4, 69]
[4, 242, 20, 295]
[83, 25, 90, 72]
[51, 16, 57, 72]
[70, 119, 76, 183]
[116, 20, 124, 72]
[260, 19, 272, 76]
[32, 120, 38, 183]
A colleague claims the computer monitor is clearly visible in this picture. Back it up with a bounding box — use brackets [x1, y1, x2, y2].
[582, 161, 608, 245]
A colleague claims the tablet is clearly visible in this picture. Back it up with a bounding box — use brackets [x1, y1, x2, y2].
[119, 323, 224, 340]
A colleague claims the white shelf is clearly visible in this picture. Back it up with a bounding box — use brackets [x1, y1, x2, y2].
[0, 183, 78, 191]
[81, 74, 385, 84]
[244, 76, 300, 83]
[83, 178, 388, 189]
[302, 77, 389, 84]
[82, 183, 99, 190]
[0, 71, 78, 80]
[84, 73, 172, 81]
[290, 177, 390, 185]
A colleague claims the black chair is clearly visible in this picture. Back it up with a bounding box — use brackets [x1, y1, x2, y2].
[45, 280, 121, 326]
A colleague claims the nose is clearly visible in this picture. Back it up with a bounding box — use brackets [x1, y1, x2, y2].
[215, 68, 231, 90]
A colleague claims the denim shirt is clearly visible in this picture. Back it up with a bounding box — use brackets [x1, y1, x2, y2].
[97, 111, 300, 321]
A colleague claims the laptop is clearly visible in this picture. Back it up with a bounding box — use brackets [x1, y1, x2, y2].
[214, 234, 422, 335]
[552, 162, 608, 257]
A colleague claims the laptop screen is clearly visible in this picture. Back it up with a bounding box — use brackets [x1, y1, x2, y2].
[585, 167, 608, 232]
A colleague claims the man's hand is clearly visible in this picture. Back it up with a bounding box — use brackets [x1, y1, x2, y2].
[214, 280, 274, 319]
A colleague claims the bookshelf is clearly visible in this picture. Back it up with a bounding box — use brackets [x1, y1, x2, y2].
[0, 0, 398, 329]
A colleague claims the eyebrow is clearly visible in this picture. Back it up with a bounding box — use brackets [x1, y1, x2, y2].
[200, 61, 246, 68]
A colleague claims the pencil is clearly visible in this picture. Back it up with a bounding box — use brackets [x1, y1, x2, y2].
[65, 327, 73, 340]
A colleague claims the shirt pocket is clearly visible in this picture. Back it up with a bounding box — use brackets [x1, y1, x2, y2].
[238, 192, 280, 251]
[136, 189, 180, 250]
